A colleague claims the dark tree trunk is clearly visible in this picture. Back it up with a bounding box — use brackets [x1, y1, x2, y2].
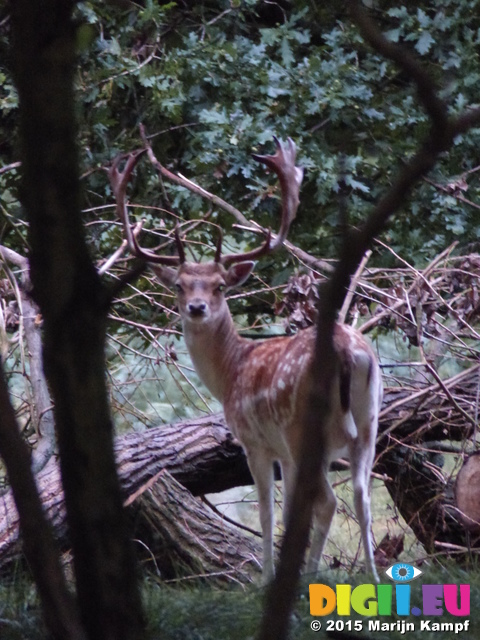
[257, 3, 480, 633]
[10, 2, 144, 639]
[0, 366, 85, 640]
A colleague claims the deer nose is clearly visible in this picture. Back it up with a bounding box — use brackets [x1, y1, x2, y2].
[187, 300, 207, 317]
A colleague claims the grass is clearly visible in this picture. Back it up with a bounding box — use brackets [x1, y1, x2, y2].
[0, 572, 46, 640]
[1, 469, 474, 639]
[2, 562, 478, 639]
[142, 562, 479, 640]
[209, 470, 425, 572]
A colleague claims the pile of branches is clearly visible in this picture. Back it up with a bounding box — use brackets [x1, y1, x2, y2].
[279, 242, 480, 557]
[1, 242, 479, 582]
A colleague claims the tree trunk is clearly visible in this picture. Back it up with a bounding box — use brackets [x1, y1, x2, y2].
[0, 366, 85, 640]
[0, 245, 56, 474]
[115, 413, 253, 497]
[454, 453, 480, 536]
[10, 3, 144, 638]
[377, 446, 469, 554]
[375, 364, 479, 552]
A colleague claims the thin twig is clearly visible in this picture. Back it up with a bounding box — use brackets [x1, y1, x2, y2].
[338, 249, 371, 323]
[0, 161, 21, 176]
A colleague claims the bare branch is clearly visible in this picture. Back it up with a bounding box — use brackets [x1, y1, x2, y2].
[139, 124, 253, 228]
[338, 249, 371, 324]
[0, 162, 22, 176]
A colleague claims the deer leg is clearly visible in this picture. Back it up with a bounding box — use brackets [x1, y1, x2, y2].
[247, 449, 275, 583]
[349, 435, 379, 582]
[280, 457, 296, 529]
[306, 469, 336, 574]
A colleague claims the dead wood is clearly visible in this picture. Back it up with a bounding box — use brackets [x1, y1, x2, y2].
[455, 452, 480, 536]
[129, 469, 260, 583]
[114, 413, 253, 497]
[0, 415, 259, 581]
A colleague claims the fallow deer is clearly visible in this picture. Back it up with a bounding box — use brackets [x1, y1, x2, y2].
[110, 138, 382, 583]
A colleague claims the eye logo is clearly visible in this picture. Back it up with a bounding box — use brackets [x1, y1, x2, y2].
[385, 563, 422, 583]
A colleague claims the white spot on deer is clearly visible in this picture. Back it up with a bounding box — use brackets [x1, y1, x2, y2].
[277, 379, 286, 390]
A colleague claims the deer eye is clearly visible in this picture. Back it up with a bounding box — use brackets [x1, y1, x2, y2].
[175, 283, 184, 293]
[216, 283, 226, 293]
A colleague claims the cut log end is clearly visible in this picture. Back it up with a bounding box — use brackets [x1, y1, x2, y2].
[455, 452, 480, 534]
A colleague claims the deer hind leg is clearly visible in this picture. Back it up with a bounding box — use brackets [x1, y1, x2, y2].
[306, 469, 337, 574]
[246, 448, 276, 583]
[348, 433, 379, 582]
[280, 457, 296, 529]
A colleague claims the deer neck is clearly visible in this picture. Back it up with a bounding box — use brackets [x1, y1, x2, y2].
[182, 310, 247, 403]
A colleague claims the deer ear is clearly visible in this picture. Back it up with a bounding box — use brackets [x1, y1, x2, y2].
[150, 265, 178, 288]
[225, 261, 255, 289]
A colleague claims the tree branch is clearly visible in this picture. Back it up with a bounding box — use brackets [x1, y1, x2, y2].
[139, 124, 332, 272]
[0, 365, 85, 640]
[0, 244, 56, 472]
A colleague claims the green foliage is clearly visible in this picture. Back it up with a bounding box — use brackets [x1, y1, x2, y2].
[2, 1, 480, 425]
[3, 1, 480, 262]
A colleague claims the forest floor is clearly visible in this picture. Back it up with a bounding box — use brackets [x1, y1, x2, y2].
[0, 562, 478, 640]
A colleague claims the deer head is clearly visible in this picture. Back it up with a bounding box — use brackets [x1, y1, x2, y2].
[109, 138, 304, 329]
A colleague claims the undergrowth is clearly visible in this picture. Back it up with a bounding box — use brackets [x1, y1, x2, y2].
[1, 561, 478, 639]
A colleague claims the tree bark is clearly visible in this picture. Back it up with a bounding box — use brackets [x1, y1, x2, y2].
[115, 413, 253, 497]
[0, 415, 257, 574]
[129, 469, 261, 584]
[454, 453, 480, 535]
[10, 2, 144, 639]
[0, 245, 56, 473]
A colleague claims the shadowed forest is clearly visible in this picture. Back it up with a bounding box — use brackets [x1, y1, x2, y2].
[1, 2, 480, 638]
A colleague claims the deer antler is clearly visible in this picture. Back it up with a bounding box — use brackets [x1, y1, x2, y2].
[218, 137, 303, 267]
[110, 135, 302, 268]
[109, 150, 185, 265]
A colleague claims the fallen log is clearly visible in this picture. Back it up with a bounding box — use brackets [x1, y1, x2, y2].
[0, 414, 256, 578]
[128, 469, 261, 583]
[114, 413, 252, 496]
[455, 452, 480, 536]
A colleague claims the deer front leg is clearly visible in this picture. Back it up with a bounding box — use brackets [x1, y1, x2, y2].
[246, 449, 275, 583]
